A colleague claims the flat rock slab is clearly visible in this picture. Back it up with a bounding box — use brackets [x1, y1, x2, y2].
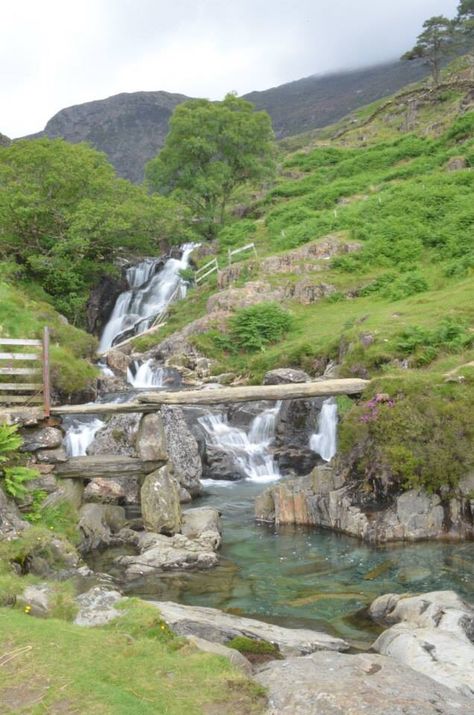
[149, 601, 348, 657]
[55, 455, 162, 479]
[256, 651, 474, 714]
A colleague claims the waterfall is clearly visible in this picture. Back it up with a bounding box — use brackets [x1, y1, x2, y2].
[127, 359, 166, 388]
[309, 398, 337, 462]
[198, 403, 281, 482]
[63, 417, 104, 457]
[99, 243, 197, 352]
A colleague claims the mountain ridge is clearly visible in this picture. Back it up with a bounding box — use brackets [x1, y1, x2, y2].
[23, 58, 431, 182]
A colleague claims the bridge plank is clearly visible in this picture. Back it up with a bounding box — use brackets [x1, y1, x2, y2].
[0, 367, 40, 375]
[0, 395, 43, 403]
[0, 383, 43, 390]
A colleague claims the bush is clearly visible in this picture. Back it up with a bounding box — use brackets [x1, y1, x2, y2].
[338, 374, 474, 494]
[0, 424, 38, 500]
[230, 302, 293, 351]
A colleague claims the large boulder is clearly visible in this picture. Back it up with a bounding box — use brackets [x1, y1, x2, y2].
[369, 591, 474, 697]
[256, 650, 473, 714]
[263, 368, 311, 385]
[87, 414, 140, 457]
[150, 601, 348, 657]
[161, 406, 202, 496]
[140, 465, 181, 534]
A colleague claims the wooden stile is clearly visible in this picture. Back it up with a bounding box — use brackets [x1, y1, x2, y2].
[0, 327, 51, 416]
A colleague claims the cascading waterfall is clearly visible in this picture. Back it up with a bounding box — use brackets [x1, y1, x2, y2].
[199, 403, 282, 482]
[127, 359, 166, 388]
[63, 417, 104, 457]
[309, 397, 337, 462]
[99, 243, 197, 352]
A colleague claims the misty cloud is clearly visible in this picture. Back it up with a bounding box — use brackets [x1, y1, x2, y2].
[1, 0, 460, 137]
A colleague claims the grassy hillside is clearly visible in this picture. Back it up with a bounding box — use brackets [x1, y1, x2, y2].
[0, 602, 264, 714]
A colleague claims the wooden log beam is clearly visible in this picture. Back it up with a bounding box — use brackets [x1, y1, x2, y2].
[46, 378, 369, 416]
[55, 456, 163, 479]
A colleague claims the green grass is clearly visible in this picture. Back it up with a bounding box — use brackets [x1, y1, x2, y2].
[0, 280, 98, 396]
[0, 604, 266, 714]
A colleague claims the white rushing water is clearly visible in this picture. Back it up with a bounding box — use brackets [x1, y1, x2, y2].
[198, 403, 282, 482]
[63, 417, 104, 457]
[127, 359, 166, 388]
[310, 398, 337, 462]
[99, 243, 196, 352]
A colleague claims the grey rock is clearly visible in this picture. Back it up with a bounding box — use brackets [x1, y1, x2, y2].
[43, 479, 84, 511]
[161, 406, 202, 496]
[256, 651, 473, 714]
[140, 465, 181, 534]
[74, 586, 123, 626]
[78, 503, 126, 552]
[186, 635, 252, 674]
[149, 601, 348, 657]
[20, 426, 63, 452]
[17, 584, 54, 617]
[263, 368, 311, 385]
[256, 468, 474, 543]
[370, 591, 474, 697]
[0, 486, 29, 539]
[35, 447, 68, 463]
[136, 412, 168, 462]
[181, 507, 222, 550]
[83, 478, 126, 504]
[116, 532, 218, 580]
[87, 414, 140, 457]
[105, 349, 132, 375]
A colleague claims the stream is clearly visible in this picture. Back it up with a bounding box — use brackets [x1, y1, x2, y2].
[76, 246, 474, 645]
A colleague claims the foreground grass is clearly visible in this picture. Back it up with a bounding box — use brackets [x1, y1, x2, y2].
[0, 606, 265, 715]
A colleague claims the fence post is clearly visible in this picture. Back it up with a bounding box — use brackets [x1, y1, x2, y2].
[42, 326, 51, 418]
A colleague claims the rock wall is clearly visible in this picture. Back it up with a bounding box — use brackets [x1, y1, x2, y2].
[256, 465, 474, 543]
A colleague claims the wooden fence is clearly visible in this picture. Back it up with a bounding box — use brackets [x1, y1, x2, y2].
[0, 327, 51, 416]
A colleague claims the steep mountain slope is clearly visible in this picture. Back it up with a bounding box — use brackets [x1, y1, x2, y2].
[26, 91, 191, 182]
[25, 59, 431, 182]
[0, 132, 10, 146]
[243, 59, 430, 138]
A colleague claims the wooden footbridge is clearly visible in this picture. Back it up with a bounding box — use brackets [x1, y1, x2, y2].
[0, 378, 370, 420]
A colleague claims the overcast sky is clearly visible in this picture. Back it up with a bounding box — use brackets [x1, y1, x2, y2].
[2, 0, 460, 137]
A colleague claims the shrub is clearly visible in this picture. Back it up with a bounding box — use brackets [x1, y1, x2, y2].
[338, 374, 474, 494]
[230, 302, 293, 351]
[227, 636, 280, 656]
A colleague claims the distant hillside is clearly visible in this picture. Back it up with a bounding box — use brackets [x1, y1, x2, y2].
[0, 132, 10, 146]
[24, 59, 431, 181]
[243, 59, 430, 138]
[26, 91, 191, 182]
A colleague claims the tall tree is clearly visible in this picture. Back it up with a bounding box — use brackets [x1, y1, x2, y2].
[457, 0, 474, 37]
[146, 94, 275, 237]
[402, 16, 455, 86]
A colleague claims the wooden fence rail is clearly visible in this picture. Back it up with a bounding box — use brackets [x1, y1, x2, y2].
[0, 327, 50, 416]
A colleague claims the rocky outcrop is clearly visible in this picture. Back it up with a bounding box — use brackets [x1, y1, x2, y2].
[206, 281, 283, 313]
[369, 591, 474, 697]
[255, 466, 474, 543]
[263, 368, 311, 385]
[255, 650, 473, 714]
[149, 601, 348, 656]
[140, 465, 181, 534]
[86, 274, 128, 336]
[115, 531, 219, 580]
[27, 91, 191, 182]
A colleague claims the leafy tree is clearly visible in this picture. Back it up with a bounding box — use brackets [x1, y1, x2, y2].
[146, 94, 275, 237]
[457, 0, 474, 36]
[402, 16, 455, 85]
[0, 139, 188, 322]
